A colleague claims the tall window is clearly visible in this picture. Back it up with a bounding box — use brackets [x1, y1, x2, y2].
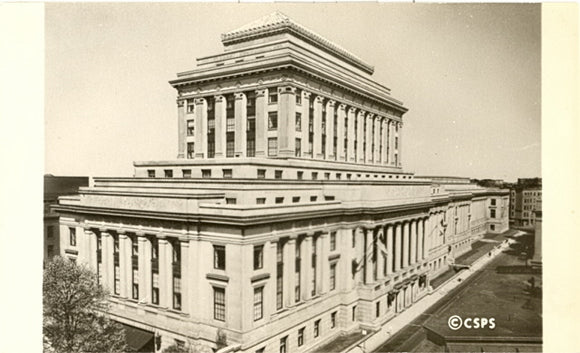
[296, 90, 302, 105]
[314, 319, 320, 338]
[279, 336, 287, 353]
[113, 234, 120, 295]
[276, 242, 284, 310]
[172, 239, 182, 310]
[207, 97, 215, 158]
[187, 142, 194, 159]
[295, 112, 302, 131]
[311, 237, 317, 296]
[490, 209, 496, 219]
[491, 198, 497, 206]
[96, 234, 102, 284]
[226, 133, 235, 157]
[213, 287, 226, 321]
[187, 120, 194, 136]
[330, 232, 336, 251]
[330, 263, 337, 291]
[295, 239, 301, 303]
[214, 245, 226, 270]
[131, 235, 139, 300]
[298, 327, 305, 347]
[253, 287, 263, 321]
[151, 237, 159, 305]
[69, 227, 76, 246]
[331, 311, 337, 328]
[253, 245, 264, 270]
[247, 109, 256, 157]
[268, 112, 278, 130]
[186, 100, 195, 114]
[268, 138, 278, 156]
[295, 138, 301, 157]
[376, 301, 381, 318]
[352, 229, 356, 248]
[269, 90, 278, 104]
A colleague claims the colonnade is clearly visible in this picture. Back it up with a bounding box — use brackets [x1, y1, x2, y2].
[178, 86, 403, 167]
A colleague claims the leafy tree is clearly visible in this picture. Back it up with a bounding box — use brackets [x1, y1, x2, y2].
[43, 256, 128, 353]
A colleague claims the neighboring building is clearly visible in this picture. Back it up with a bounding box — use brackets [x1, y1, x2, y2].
[44, 175, 89, 264]
[531, 210, 542, 269]
[509, 178, 542, 227]
[52, 13, 509, 353]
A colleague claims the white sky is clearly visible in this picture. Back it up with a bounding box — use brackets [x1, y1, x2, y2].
[44, 3, 541, 182]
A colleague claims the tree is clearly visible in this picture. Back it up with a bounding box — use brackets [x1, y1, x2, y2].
[43, 256, 128, 353]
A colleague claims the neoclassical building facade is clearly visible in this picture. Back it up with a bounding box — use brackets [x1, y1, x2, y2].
[53, 12, 509, 353]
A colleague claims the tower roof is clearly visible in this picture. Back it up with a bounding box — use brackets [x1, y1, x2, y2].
[221, 11, 374, 75]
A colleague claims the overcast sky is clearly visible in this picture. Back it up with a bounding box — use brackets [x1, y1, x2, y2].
[45, 3, 541, 182]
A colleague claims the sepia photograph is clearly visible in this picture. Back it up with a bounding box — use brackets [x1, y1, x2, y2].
[37, 2, 551, 352]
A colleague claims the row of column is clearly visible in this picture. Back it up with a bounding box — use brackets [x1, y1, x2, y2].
[178, 86, 403, 167]
[360, 218, 429, 286]
[81, 229, 190, 314]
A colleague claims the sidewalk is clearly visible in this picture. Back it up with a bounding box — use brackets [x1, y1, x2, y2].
[345, 239, 512, 353]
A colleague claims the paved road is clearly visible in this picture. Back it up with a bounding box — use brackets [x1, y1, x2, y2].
[372, 254, 503, 352]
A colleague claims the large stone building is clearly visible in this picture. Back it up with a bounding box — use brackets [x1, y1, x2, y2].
[53, 12, 509, 353]
[509, 178, 542, 227]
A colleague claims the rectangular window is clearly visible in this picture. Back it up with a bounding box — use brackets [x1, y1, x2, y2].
[295, 138, 301, 157]
[292, 196, 300, 203]
[268, 112, 278, 130]
[279, 336, 287, 353]
[275, 170, 283, 179]
[296, 92, 302, 105]
[256, 197, 266, 205]
[47, 225, 54, 238]
[330, 232, 336, 251]
[132, 268, 139, 300]
[207, 138, 215, 158]
[226, 133, 235, 157]
[187, 142, 194, 159]
[330, 263, 337, 291]
[214, 245, 226, 270]
[213, 287, 226, 321]
[257, 169, 266, 179]
[254, 245, 264, 270]
[69, 227, 76, 246]
[223, 169, 233, 178]
[173, 276, 182, 310]
[269, 91, 278, 104]
[324, 172, 330, 180]
[491, 198, 497, 206]
[182, 169, 191, 178]
[225, 198, 237, 205]
[275, 197, 284, 204]
[331, 311, 337, 328]
[490, 209, 496, 218]
[314, 319, 320, 338]
[312, 172, 318, 180]
[152, 272, 159, 305]
[226, 118, 235, 132]
[187, 120, 195, 136]
[202, 169, 211, 178]
[352, 305, 357, 321]
[276, 242, 284, 310]
[295, 112, 302, 131]
[268, 138, 278, 156]
[253, 287, 263, 321]
[376, 301, 381, 318]
[187, 100, 195, 114]
[297, 171, 304, 180]
[164, 169, 173, 178]
[298, 327, 304, 347]
[310, 196, 317, 202]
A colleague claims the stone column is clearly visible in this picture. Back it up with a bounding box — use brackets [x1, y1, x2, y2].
[376, 227, 385, 280]
[403, 221, 410, 268]
[386, 224, 394, 275]
[177, 99, 186, 158]
[364, 228, 374, 284]
[301, 235, 313, 301]
[410, 220, 417, 265]
[301, 91, 311, 158]
[394, 224, 402, 272]
[118, 233, 129, 298]
[365, 113, 373, 164]
[194, 98, 207, 159]
[158, 237, 171, 308]
[417, 219, 424, 262]
[180, 239, 190, 314]
[382, 118, 388, 165]
[137, 235, 150, 304]
[389, 120, 395, 166]
[85, 229, 97, 271]
[356, 111, 365, 163]
[234, 92, 247, 158]
[214, 95, 226, 158]
[347, 107, 356, 163]
[374, 115, 381, 164]
[398, 122, 403, 167]
[342, 228, 354, 290]
[101, 230, 114, 293]
[268, 240, 278, 313]
[187, 239, 198, 317]
[337, 103, 346, 161]
[313, 96, 324, 159]
[325, 100, 335, 160]
[284, 237, 296, 306]
[278, 86, 297, 157]
[255, 89, 268, 157]
[320, 233, 330, 293]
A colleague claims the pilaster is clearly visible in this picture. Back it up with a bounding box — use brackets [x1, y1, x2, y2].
[347, 107, 356, 163]
[386, 224, 394, 275]
[214, 95, 226, 158]
[234, 92, 247, 157]
[177, 100, 186, 158]
[313, 96, 324, 159]
[180, 239, 190, 314]
[337, 103, 346, 161]
[194, 98, 207, 159]
[364, 228, 374, 284]
[394, 223, 402, 272]
[284, 237, 296, 306]
[137, 235, 150, 304]
[356, 111, 365, 163]
[410, 220, 417, 265]
[301, 91, 311, 158]
[365, 113, 374, 164]
[325, 100, 335, 160]
[101, 231, 114, 293]
[381, 118, 388, 165]
[118, 233, 129, 298]
[374, 115, 381, 164]
[255, 89, 268, 157]
[403, 221, 410, 269]
[301, 236, 312, 301]
[320, 233, 330, 293]
[417, 219, 424, 261]
[376, 227, 385, 280]
[158, 237, 171, 308]
[278, 86, 297, 157]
